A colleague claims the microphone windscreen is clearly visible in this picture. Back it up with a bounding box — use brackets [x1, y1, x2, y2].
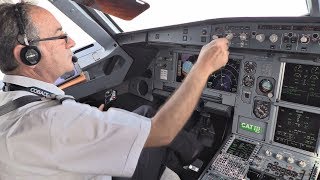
[72, 56, 78, 63]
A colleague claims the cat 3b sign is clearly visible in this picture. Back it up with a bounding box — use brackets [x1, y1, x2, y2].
[240, 122, 262, 134]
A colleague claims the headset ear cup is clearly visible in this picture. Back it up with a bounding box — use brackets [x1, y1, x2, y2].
[20, 46, 41, 66]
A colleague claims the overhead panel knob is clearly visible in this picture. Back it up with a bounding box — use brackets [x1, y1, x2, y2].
[269, 34, 278, 43]
[256, 34, 265, 42]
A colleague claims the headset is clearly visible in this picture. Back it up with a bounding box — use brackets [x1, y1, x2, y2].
[14, 4, 41, 66]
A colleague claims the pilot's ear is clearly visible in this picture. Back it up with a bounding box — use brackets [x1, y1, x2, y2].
[13, 44, 36, 68]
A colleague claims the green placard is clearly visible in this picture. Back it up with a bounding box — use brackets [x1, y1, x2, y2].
[240, 122, 263, 134]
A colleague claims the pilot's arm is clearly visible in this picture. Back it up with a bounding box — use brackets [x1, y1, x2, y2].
[145, 38, 229, 147]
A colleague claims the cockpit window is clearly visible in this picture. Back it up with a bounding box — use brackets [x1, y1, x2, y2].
[37, 1, 95, 50]
[110, 0, 309, 32]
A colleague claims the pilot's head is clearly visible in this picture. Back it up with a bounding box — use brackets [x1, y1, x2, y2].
[0, 2, 76, 83]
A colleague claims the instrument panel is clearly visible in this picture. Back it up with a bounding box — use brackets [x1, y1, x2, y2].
[117, 17, 320, 180]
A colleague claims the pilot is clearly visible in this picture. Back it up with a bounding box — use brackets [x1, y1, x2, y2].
[0, 2, 229, 180]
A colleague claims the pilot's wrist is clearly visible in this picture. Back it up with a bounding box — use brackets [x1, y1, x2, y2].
[192, 61, 214, 78]
[195, 59, 219, 76]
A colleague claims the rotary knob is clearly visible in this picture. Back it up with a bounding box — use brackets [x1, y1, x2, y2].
[287, 157, 294, 164]
[265, 150, 272, 156]
[300, 35, 309, 44]
[256, 34, 265, 42]
[212, 35, 219, 40]
[240, 33, 247, 41]
[298, 160, 307, 167]
[269, 34, 278, 43]
[276, 153, 283, 160]
[226, 33, 234, 40]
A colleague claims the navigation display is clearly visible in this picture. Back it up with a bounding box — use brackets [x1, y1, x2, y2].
[274, 107, 320, 152]
[281, 63, 320, 107]
[176, 53, 240, 93]
[227, 139, 256, 160]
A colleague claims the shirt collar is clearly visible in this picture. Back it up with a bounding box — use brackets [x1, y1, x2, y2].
[3, 75, 65, 95]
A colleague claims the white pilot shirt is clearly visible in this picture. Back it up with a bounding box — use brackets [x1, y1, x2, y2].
[0, 75, 151, 180]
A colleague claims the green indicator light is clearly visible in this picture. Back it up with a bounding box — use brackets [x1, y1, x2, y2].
[240, 122, 262, 134]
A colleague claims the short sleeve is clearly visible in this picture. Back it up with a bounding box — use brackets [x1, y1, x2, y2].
[6, 100, 151, 177]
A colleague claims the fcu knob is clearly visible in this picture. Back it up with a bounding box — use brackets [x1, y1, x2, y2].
[300, 36, 309, 43]
[240, 33, 247, 41]
[269, 34, 278, 43]
[212, 35, 219, 40]
[226, 33, 234, 40]
[256, 34, 265, 42]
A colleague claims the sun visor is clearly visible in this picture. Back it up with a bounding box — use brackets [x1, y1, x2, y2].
[71, 0, 150, 20]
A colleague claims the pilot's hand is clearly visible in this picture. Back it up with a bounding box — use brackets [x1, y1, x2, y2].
[98, 104, 105, 111]
[196, 38, 229, 75]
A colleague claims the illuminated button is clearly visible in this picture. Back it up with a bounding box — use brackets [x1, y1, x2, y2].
[276, 153, 283, 160]
[265, 150, 272, 156]
[298, 160, 306, 167]
[202, 29, 207, 35]
[183, 36, 187, 41]
[291, 37, 298, 43]
[287, 157, 294, 164]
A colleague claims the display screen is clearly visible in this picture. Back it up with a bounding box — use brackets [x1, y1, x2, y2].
[258, 25, 292, 30]
[281, 63, 320, 107]
[293, 25, 320, 31]
[274, 107, 320, 152]
[176, 53, 240, 93]
[227, 139, 256, 160]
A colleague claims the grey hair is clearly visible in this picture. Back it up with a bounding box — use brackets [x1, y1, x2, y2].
[0, 2, 39, 73]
